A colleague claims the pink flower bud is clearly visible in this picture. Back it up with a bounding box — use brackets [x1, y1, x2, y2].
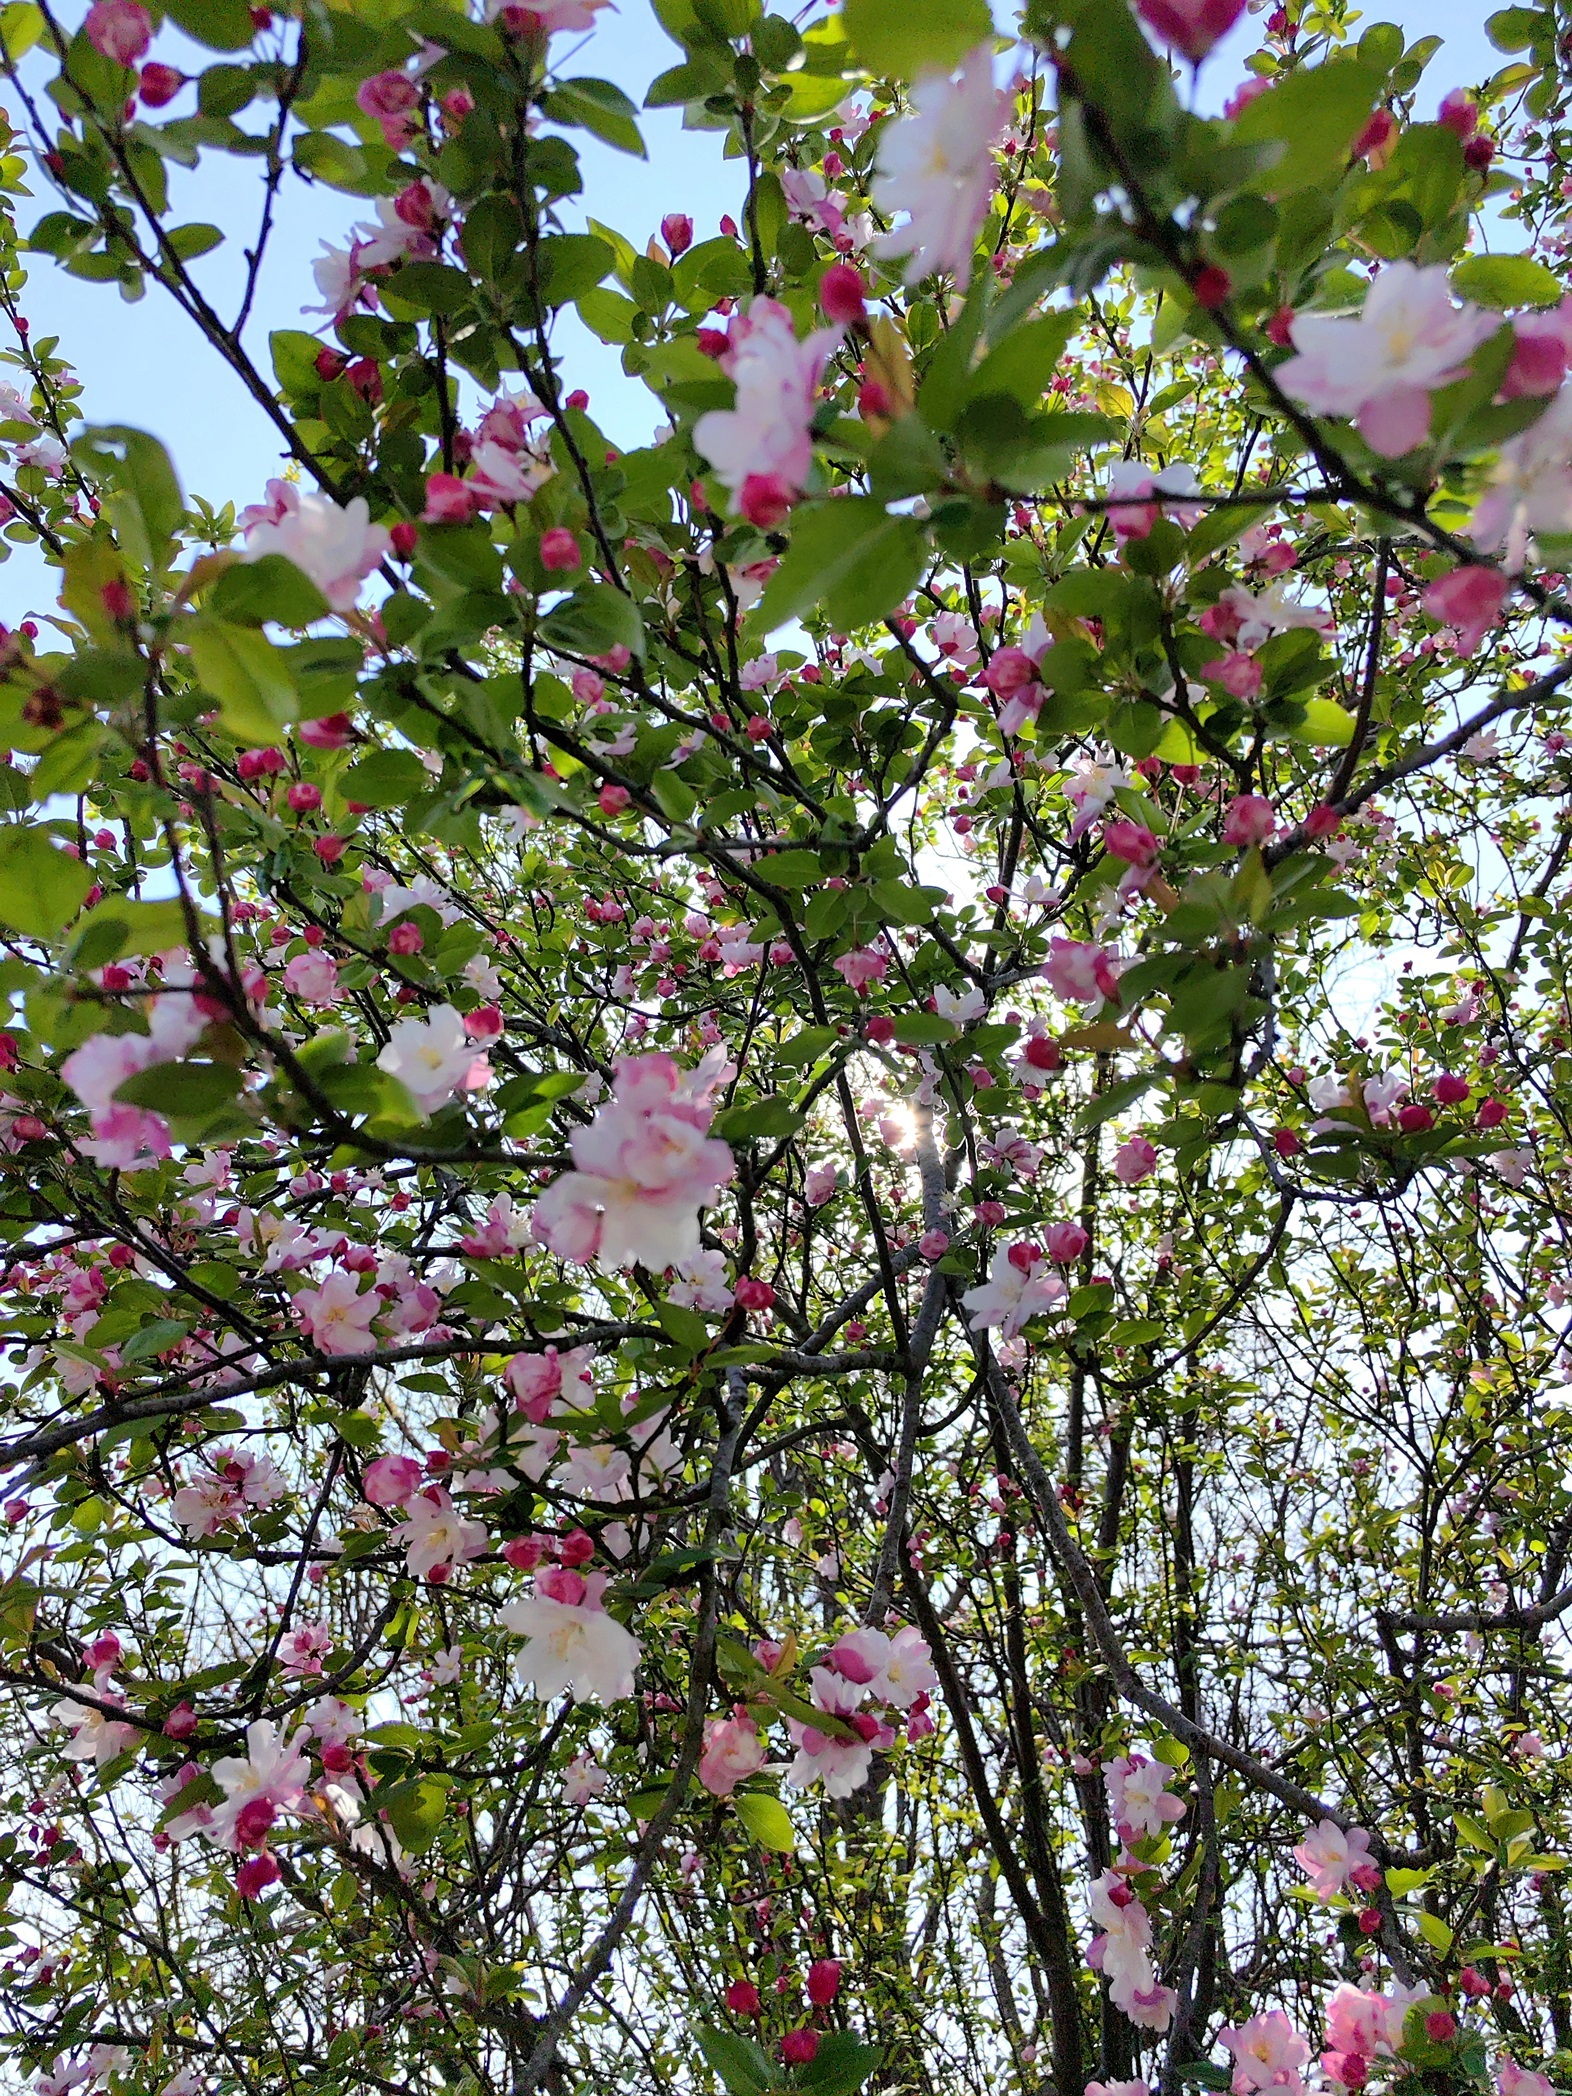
[540, 527, 582, 572]
[1045, 1221, 1088, 1263]
[1134, 0, 1247, 61]
[726, 1980, 762, 2016]
[1437, 89, 1478, 139]
[1103, 819, 1159, 869]
[820, 261, 868, 325]
[236, 1852, 282, 1900]
[138, 59, 184, 105]
[738, 472, 794, 529]
[1222, 793, 1276, 847]
[806, 1959, 841, 2007]
[85, 0, 152, 66]
[660, 213, 693, 257]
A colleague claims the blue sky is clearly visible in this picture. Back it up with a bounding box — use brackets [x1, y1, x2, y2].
[0, 0, 1511, 620]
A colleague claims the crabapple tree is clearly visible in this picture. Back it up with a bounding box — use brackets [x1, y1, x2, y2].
[0, 0, 1566, 2094]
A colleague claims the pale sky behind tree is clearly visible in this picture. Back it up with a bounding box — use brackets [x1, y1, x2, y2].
[0, 0, 1509, 623]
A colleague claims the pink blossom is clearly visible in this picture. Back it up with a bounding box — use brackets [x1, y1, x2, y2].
[1222, 794, 1277, 847]
[1323, 1982, 1410, 2061]
[393, 1485, 488, 1583]
[783, 1716, 876, 1799]
[1474, 384, 1572, 567]
[1502, 301, 1572, 398]
[1423, 565, 1509, 654]
[805, 1163, 838, 1205]
[1276, 264, 1498, 458]
[277, 1623, 331, 1676]
[504, 1343, 595, 1419]
[962, 1243, 1066, 1338]
[832, 946, 889, 992]
[1114, 1136, 1157, 1184]
[1135, 0, 1247, 60]
[355, 69, 421, 150]
[490, 0, 611, 32]
[699, 1713, 769, 1796]
[363, 1453, 425, 1507]
[241, 482, 391, 612]
[692, 298, 841, 520]
[1293, 1817, 1376, 1899]
[531, 1051, 735, 1271]
[871, 46, 1004, 288]
[1499, 2064, 1555, 2096]
[85, 0, 152, 65]
[1105, 459, 1204, 540]
[1205, 649, 1264, 698]
[210, 1720, 310, 1852]
[1105, 1751, 1187, 1841]
[1221, 2010, 1310, 2094]
[281, 950, 340, 1006]
[1086, 2084, 1151, 2096]
[294, 1268, 379, 1356]
[498, 1569, 641, 1703]
[1043, 937, 1119, 1006]
[1104, 819, 1159, 868]
[50, 1690, 139, 1768]
[377, 1004, 491, 1116]
[563, 1751, 608, 1807]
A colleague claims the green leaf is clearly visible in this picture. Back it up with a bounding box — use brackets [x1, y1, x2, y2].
[342, 750, 431, 809]
[796, 2031, 883, 2096]
[716, 1096, 802, 1141]
[270, 328, 326, 397]
[538, 582, 646, 661]
[1452, 252, 1564, 310]
[160, 0, 256, 48]
[120, 1316, 193, 1364]
[733, 1791, 796, 1852]
[535, 234, 616, 308]
[380, 1774, 453, 1854]
[892, 1012, 957, 1045]
[756, 850, 822, 886]
[656, 1299, 712, 1354]
[114, 1062, 241, 1116]
[0, 5, 44, 61]
[461, 194, 524, 284]
[156, 1770, 222, 1826]
[168, 222, 223, 261]
[73, 426, 184, 569]
[1486, 8, 1551, 53]
[541, 77, 647, 157]
[207, 553, 330, 628]
[1230, 59, 1385, 196]
[694, 2025, 780, 2096]
[1294, 698, 1357, 746]
[291, 130, 389, 197]
[755, 498, 927, 634]
[959, 311, 1081, 413]
[381, 262, 473, 319]
[186, 616, 299, 743]
[843, 0, 991, 79]
[70, 897, 196, 969]
[0, 827, 95, 939]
